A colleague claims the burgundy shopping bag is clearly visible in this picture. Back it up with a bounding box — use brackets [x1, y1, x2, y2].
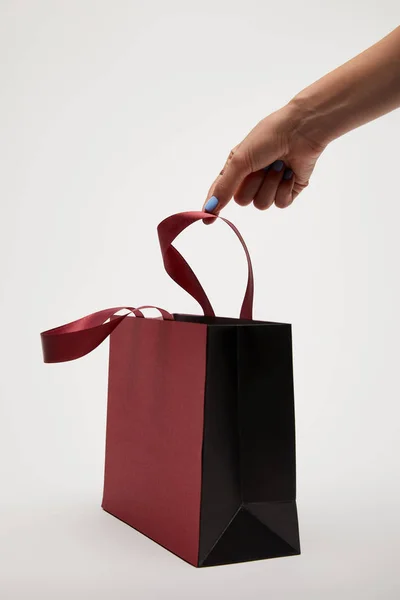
[41, 211, 300, 567]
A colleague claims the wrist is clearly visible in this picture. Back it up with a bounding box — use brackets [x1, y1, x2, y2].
[287, 90, 339, 150]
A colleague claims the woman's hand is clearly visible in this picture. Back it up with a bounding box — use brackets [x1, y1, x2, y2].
[202, 101, 327, 215]
[202, 26, 400, 217]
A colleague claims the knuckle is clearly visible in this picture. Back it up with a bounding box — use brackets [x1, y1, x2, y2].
[234, 193, 252, 207]
[253, 198, 271, 211]
[275, 201, 287, 209]
[275, 192, 294, 209]
[292, 182, 308, 198]
[295, 180, 309, 191]
[230, 150, 250, 174]
[255, 203, 270, 211]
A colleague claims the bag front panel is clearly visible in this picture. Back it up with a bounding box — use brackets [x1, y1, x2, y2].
[102, 316, 207, 566]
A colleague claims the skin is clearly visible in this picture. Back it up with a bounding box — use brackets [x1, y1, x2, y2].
[202, 26, 400, 216]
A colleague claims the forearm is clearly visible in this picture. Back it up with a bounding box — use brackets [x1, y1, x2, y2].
[291, 26, 400, 146]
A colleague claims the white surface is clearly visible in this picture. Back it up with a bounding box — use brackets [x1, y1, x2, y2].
[1, 1, 399, 598]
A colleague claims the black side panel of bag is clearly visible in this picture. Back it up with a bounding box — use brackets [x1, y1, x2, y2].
[198, 322, 300, 567]
[237, 323, 297, 502]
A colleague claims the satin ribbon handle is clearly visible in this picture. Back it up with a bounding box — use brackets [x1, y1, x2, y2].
[136, 305, 174, 320]
[41, 306, 173, 363]
[41, 211, 253, 364]
[157, 211, 254, 320]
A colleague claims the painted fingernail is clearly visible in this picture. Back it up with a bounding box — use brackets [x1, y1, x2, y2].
[263, 165, 271, 173]
[204, 195, 219, 213]
[283, 168, 293, 180]
[272, 160, 284, 172]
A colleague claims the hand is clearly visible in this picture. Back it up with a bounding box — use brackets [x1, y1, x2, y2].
[202, 101, 327, 216]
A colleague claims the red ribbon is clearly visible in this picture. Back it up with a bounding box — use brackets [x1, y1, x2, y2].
[158, 211, 254, 320]
[41, 212, 254, 363]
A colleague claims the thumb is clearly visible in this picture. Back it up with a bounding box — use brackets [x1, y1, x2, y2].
[202, 147, 252, 215]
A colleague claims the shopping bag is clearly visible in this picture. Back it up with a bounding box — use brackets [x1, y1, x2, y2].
[41, 211, 300, 567]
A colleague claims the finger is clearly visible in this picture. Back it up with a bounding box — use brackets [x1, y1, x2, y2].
[201, 176, 220, 224]
[202, 146, 239, 212]
[253, 160, 285, 211]
[203, 146, 252, 214]
[234, 169, 267, 206]
[275, 168, 295, 208]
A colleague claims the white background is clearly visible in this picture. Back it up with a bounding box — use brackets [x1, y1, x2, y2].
[1, 1, 400, 598]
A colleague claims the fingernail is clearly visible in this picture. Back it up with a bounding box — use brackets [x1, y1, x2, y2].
[272, 160, 284, 172]
[283, 168, 293, 180]
[263, 165, 271, 173]
[204, 195, 219, 213]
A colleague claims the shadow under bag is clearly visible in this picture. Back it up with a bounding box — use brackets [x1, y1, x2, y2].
[41, 211, 300, 567]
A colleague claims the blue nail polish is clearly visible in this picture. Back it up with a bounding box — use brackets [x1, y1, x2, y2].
[263, 165, 271, 173]
[204, 195, 219, 213]
[272, 160, 284, 172]
[283, 168, 293, 180]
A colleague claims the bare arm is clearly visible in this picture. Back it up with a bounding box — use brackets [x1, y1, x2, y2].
[203, 26, 400, 215]
[296, 26, 400, 145]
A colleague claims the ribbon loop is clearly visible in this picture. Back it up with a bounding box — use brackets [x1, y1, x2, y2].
[157, 211, 254, 320]
[41, 212, 254, 364]
[41, 306, 173, 363]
